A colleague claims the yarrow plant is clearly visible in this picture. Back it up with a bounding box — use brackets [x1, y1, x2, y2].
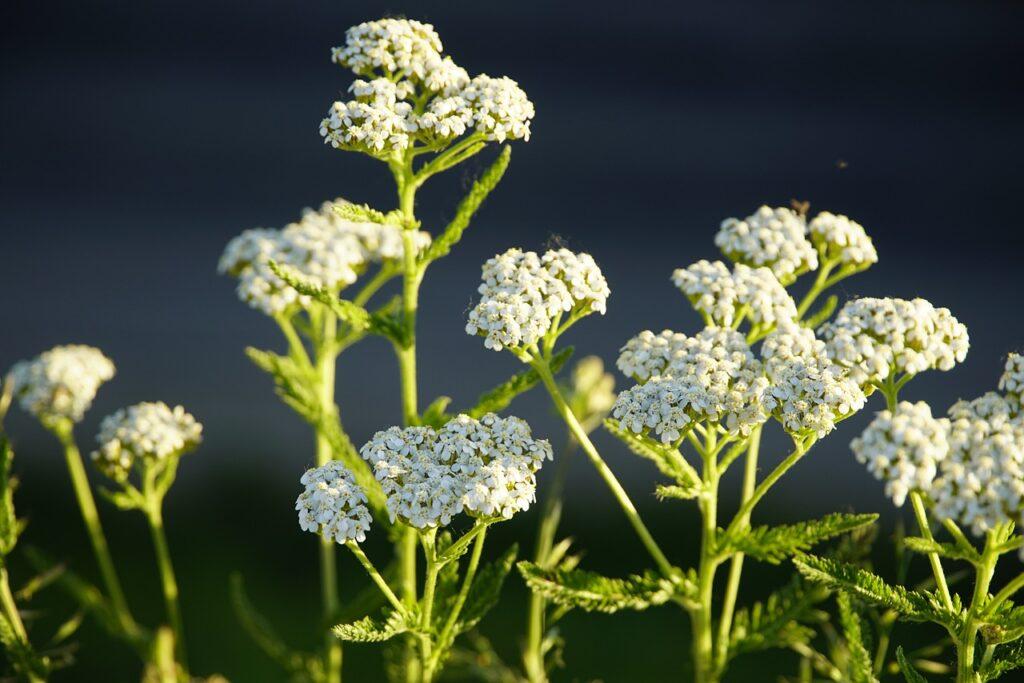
[795, 352, 1024, 683]
[3, 347, 217, 681]
[4, 15, 1020, 683]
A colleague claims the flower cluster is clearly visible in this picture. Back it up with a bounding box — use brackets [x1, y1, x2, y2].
[466, 248, 609, 351]
[92, 402, 202, 482]
[359, 413, 551, 527]
[851, 402, 949, 507]
[612, 331, 770, 442]
[930, 394, 1024, 535]
[296, 461, 372, 544]
[821, 297, 969, 387]
[567, 356, 616, 426]
[671, 260, 797, 329]
[715, 206, 817, 283]
[8, 345, 115, 423]
[809, 212, 878, 267]
[321, 19, 533, 156]
[617, 327, 754, 385]
[1000, 353, 1024, 405]
[761, 324, 866, 437]
[220, 200, 427, 315]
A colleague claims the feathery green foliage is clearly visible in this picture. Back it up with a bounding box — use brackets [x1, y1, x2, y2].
[721, 513, 878, 565]
[516, 562, 677, 614]
[896, 646, 929, 683]
[467, 346, 574, 418]
[727, 577, 827, 660]
[603, 419, 697, 486]
[836, 593, 877, 683]
[333, 609, 414, 643]
[903, 536, 982, 565]
[455, 544, 518, 634]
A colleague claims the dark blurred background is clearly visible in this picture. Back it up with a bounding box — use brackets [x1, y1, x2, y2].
[2, 0, 1023, 680]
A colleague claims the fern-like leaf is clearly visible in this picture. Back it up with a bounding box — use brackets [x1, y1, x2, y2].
[421, 146, 511, 264]
[727, 577, 828, 660]
[603, 419, 696, 487]
[903, 536, 982, 564]
[837, 592, 878, 683]
[467, 347, 573, 418]
[517, 562, 675, 614]
[793, 554, 958, 628]
[456, 544, 519, 634]
[655, 484, 702, 501]
[722, 513, 878, 565]
[333, 608, 412, 643]
[896, 646, 929, 682]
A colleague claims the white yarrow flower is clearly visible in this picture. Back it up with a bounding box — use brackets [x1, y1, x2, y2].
[296, 461, 372, 544]
[360, 413, 551, 527]
[931, 393, 1024, 535]
[851, 401, 949, 507]
[8, 345, 115, 423]
[92, 402, 202, 482]
[671, 260, 797, 329]
[457, 75, 535, 142]
[715, 206, 817, 283]
[332, 19, 444, 81]
[809, 212, 878, 267]
[821, 297, 969, 388]
[999, 353, 1024, 405]
[466, 248, 610, 351]
[762, 324, 866, 437]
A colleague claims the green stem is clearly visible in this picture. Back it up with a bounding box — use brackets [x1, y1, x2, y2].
[52, 422, 137, 638]
[434, 525, 488, 665]
[347, 542, 405, 612]
[796, 259, 836, 319]
[531, 357, 675, 579]
[957, 533, 998, 683]
[714, 424, 762, 672]
[524, 441, 574, 683]
[985, 571, 1024, 615]
[314, 311, 344, 683]
[909, 491, 954, 611]
[0, 566, 45, 682]
[693, 437, 720, 683]
[723, 436, 816, 540]
[419, 530, 439, 683]
[145, 503, 186, 670]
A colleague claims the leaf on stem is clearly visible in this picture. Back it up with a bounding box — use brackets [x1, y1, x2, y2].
[896, 646, 930, 682]
[793, 554, 960, 629]
[654, 484, 702, 501]
[421, 146, 511, 264]
[455, 544, 519, 634]
[229, 573, 321, 678]
[721, 513, 878, 565]
[267, 261, 371, 332]
[603, 419, 697, 487]
[727, 577, 828, 660]
[837, 592, 878, 683]
[903, 536, 982, 565]
[466, 347, 574, 418]
[333, 608, 414, 643]
[517, 562, 675, 614]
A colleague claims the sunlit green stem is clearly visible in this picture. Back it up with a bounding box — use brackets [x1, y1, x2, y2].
[530, 356, 675, 579]
[433, 524, 488, 670]
[347, 542, 405, 613]
[796, 259, 836, 319]
[524, 440, 574, 682]
[909, 491, 954, 611]
[143, 496, 186, 670]
[714, 424, 762, 672]
[693, 431, 721, 683]
[52, 421, 137, 638]
[956, 531, 999, 683]
[419, 529, 439, 683]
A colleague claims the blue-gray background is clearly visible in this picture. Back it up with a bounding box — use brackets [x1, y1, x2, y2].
[2, 1, 1023, 680]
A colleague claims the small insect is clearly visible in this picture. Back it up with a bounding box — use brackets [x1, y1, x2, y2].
[790, 199, 810, 216]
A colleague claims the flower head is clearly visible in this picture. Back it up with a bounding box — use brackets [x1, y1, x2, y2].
[359, 413, 550, 527]
[8, 345, 115, 423]
[715, 206, 817, 283]
[762, 324, 866, 437]
[220, 201, 391, 315]
[466, 248, 609, 351]
[999, 353, 1024, 405]
[809, 212, 878, 267]
[457, 75, 534, 142]
[851, 401, 949, 507]
[332, 19, 444, 82]
[566, 356, 616, 428]
[296, 461, 372, 544]
[320, 79, 418, 156]
[617, 327, 752, 383]
[92, 402, 202, 482]
[612, 333, 770, 443]
[821, 297, 969, 388]
[931, 393, 1024, 535]
[671, 260, 797, 329]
